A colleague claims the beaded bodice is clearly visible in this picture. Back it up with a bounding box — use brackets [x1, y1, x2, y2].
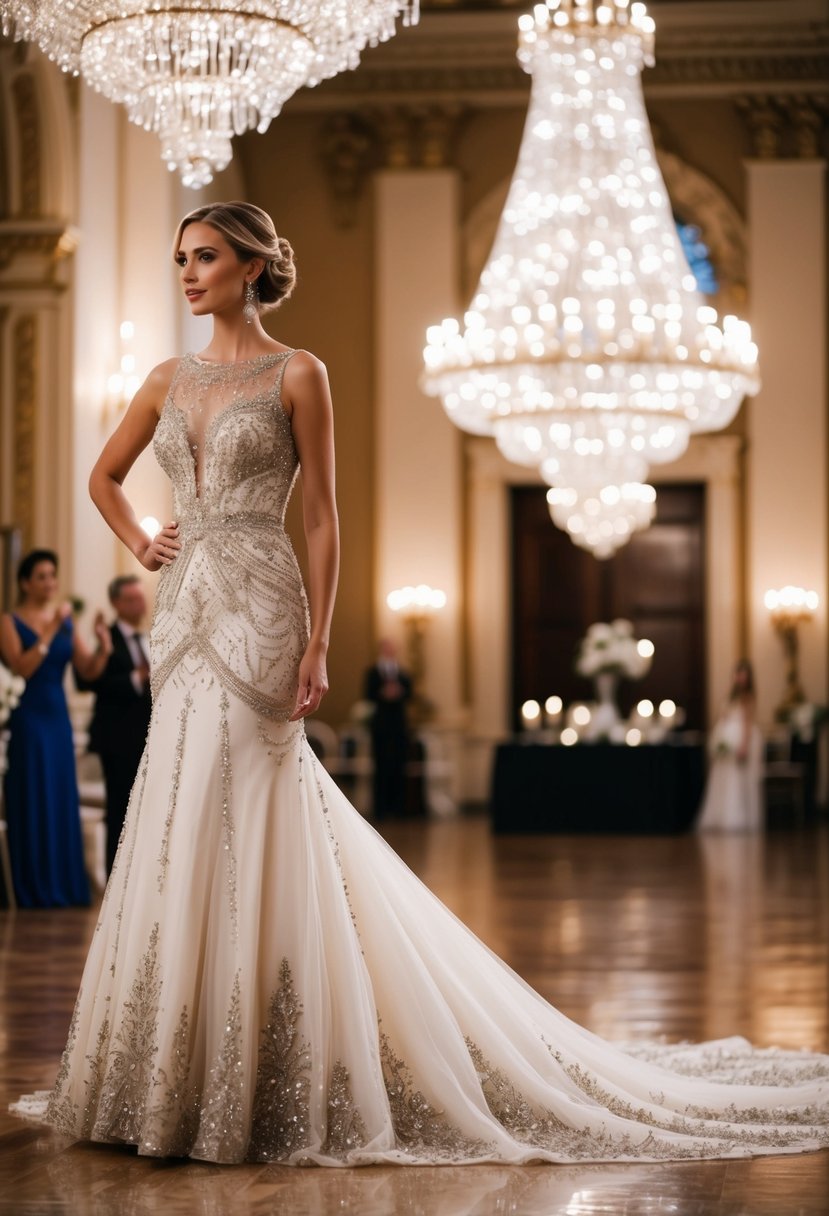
[150, 352, 309, 721]
[154, 352, 300, 525]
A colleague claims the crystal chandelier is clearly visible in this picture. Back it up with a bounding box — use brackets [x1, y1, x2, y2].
[1, 1, 417, 188]
[422, 0, 760, 559]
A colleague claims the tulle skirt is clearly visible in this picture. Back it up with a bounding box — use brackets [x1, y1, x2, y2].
[13, 677, 829, 1165]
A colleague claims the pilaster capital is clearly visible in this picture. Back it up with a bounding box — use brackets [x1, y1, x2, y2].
[319, 105, 465, 226]
[736, 94, 827, 160]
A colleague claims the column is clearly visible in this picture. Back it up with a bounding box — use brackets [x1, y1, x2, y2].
[373, 157, 463, 729]
[73, 102, 182, 614]
[745, 154, 827, 726]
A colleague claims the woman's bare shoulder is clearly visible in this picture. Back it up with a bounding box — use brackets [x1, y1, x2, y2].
[287, 349, 327, 378]
[146, 357, 183, 392]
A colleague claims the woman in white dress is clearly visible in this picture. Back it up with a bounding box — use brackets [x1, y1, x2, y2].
[697, 660, 764, 833]
[16, 203, 827, 1165]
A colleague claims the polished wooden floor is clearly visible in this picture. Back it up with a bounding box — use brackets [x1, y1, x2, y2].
[0, 818, 827, 1215]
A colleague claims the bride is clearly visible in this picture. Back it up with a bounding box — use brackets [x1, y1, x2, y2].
[19, 202, 827, 1165]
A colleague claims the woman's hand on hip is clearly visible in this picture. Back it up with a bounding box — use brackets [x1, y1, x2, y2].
[140, 522, 180, 572]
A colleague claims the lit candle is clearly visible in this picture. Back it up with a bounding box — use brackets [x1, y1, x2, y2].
[544, 694, 563, 726]
[521, 699, 542, 731]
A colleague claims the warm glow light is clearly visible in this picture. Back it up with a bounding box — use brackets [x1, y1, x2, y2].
[521, 699, 542, 724]
[120, 320, 135, 341]
[637, 699, 654, 718]
[765, 586, 819, 615]
[140, 515, 161, 538]
[545, 695, 563, 715]
[387, 585, 447, 614]
[422, 0, 760, 558]
[573, 704, 592, 727]
[626, 727, 642, 746]
[658, 699, 676, 718]
[561, 727, 579, 746]
[637, 639, 655, 659]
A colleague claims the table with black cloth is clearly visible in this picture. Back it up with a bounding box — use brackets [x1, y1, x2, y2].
[491, 740, 705, 834]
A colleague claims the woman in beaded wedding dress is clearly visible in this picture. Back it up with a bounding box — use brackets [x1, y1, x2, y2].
[15, 204, 828, 1166]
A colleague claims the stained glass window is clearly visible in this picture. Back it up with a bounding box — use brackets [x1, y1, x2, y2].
[675, 218, 718, 296]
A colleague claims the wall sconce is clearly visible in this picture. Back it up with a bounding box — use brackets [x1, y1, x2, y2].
[387, 584, 446, 723]
[106, 321, 141, 416]
[764, 585, 819, 719]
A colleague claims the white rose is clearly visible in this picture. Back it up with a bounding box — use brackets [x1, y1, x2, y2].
[588, 623, 613, 643]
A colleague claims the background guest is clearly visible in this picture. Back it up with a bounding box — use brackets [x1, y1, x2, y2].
[0, 549, 112, 906]
[697, 659, 764, 832]
[79, 575, 152, 875]
[364, 638, 412, 821]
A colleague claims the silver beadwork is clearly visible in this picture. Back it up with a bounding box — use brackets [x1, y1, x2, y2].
[243, 280, 259, 323]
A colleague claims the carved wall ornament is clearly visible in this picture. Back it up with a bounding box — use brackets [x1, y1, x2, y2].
[12, 313, 36, 552]
[736, 94, 827, 160]
[0, 224, 77, 281]
[320, 105, 466, 224]
[782, 95, 825, 159]
[319, 113, 374, 227]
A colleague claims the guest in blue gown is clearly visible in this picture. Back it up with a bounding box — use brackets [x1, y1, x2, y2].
[0, 550, 112, 907]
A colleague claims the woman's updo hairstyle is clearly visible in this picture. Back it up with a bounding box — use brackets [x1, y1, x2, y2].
[173, 201, 296, 313]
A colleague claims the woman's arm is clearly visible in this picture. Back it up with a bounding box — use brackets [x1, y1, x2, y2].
[72, 610, 114, 682]
[0, 604, 71, 679]
[283, 352, 340, 721]
[89, 358, 182, 571]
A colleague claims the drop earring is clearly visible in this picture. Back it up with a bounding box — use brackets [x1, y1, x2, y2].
[243, 280, 258, 324]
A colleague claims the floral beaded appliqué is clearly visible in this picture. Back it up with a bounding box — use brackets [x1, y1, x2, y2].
[248, 958, 313, 1161]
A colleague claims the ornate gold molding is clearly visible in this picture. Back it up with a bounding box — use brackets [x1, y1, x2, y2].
[319, 113, 374, 227]
[736, 94, 827, 159]
[13, 314, 36, 552]
[0, 222, 78, 279]
[319, 105, 465, 225]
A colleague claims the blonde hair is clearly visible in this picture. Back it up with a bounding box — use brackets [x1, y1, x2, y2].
[173, 201, 296, 312]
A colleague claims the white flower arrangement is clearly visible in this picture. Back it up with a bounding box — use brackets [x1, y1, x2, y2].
[575, 619, 651, 681]
[788, 701, 827, 744]
[0, 662, 25, 727]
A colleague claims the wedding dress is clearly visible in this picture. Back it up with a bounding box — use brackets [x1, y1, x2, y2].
[696, 704, 764, 832]
[15, 354, 828, 1165]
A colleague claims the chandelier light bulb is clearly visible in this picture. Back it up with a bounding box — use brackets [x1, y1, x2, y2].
[422, 0, 760, 558]
[2, 2, 418, 186]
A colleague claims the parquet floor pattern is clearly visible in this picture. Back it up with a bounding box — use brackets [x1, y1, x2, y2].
[0, 819, 827, 1215]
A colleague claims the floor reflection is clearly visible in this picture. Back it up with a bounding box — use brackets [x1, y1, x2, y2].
[31, 1149, 712, 1216]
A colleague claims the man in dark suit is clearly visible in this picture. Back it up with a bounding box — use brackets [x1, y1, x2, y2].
[364, 639, 412, 821]
[84, 575, 153, 874]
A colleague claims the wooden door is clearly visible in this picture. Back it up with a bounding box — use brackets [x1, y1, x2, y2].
[511, 484, 706, 730]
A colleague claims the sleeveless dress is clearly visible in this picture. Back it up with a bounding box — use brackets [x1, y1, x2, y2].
[3, 616, 89, 907]
[18, 353, 828, 1163]
[696, 702, 764, 832]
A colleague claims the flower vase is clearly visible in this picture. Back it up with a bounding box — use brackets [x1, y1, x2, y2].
[591, 671, 620, 740]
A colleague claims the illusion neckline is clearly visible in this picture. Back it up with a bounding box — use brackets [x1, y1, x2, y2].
[190, 350, 294, 367]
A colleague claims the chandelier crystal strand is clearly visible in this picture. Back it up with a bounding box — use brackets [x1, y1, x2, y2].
[422, 0, 759, 557]
[1, 1, 418, 187]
